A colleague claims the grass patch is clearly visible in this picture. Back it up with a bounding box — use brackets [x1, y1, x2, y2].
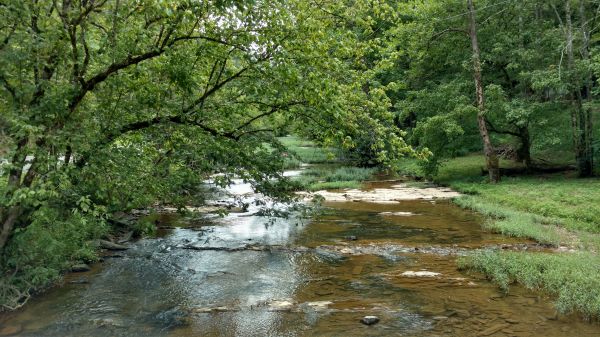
[453, 196, 565, 246]
[424, 153, 600, 318]
[451, 177, 600, 235]
[459, 250, 600, 319]
[293, 166, 376, 191]
[305, 181, 362, 191]
[279, 136, 341, 164]
[278, 136, 319, 148]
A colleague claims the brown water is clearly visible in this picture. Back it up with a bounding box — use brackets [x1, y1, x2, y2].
[1, 178, 600, 337]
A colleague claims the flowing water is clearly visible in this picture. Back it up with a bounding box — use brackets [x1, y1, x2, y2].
[2, 174, 600, 337]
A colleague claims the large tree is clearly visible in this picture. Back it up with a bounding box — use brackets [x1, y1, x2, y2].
[0, 0, 409, 255]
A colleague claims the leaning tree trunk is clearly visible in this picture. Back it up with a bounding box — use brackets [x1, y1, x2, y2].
[467, 0, 500, 183]
[0, 139, 39, 252]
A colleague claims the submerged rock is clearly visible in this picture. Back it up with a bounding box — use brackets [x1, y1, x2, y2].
[71, 263, 91, 272]
[99, 240, 128, 251]
[0, 324, 22, 336]
[361, 316, 380, 325]
[478, 323, 510, 336]
[154, 307, 189, 328]
[91, 318, 126, 328]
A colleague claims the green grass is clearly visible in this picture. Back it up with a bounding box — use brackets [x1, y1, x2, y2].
[452, 177, 600, 234]
[453, 196, 565, 246]
[278, 136, 319, 148]
[304, 181, 362, 191]
[279, 136, 341, 164]
[293, 166, 376, 191]
[459, 251, 600, 319]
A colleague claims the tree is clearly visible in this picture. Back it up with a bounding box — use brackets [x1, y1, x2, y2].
[0, 1, 411, 255]
[467, 0, 499, 182]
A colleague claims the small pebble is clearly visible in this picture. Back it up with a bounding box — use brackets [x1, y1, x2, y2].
[361, 316, 380, 325]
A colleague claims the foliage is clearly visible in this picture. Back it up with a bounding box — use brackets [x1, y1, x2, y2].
[0, 0, 415, 309]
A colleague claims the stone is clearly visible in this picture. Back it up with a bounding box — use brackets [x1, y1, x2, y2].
[71, 263, 91, 272]
[118, 231, 134, 243]
[99, 239, 128, 251]
[344, 235, 358, 241]
[361, 316, 380, 325]
[69, 277, 89, 284]
[400, 271, 441, 277]
[267, 300, 295, 312]
[305, 301, 333, 311]
[433, 316, 448, 321]
[0, 324, 22, 336]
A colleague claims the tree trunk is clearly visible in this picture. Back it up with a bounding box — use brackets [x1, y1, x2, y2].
[579, 0, 594, 175]
[0, 142, 38, 252]
[467, 0, 500, 183]
[516, 126, 532, 169]
[0, 206, 22, 252]
[565, 0, 593, 177]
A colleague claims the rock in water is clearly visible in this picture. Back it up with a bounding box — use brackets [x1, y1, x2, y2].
[361, 316, 380, 325]
[71, 263, 91, 272]
[99, 239, 128, 250]
[400, 271, 440, 277]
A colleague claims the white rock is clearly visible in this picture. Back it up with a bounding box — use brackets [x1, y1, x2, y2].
[400, 271, 441, 277]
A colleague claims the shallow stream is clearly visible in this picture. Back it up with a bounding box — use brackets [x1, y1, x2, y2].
[2, 175, 599, 336]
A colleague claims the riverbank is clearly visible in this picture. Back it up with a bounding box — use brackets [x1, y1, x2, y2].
[398, 154, 600, 319]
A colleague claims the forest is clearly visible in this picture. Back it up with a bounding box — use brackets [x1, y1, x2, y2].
[0, 0, 599, 336]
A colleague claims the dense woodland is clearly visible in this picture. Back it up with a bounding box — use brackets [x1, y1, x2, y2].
[0, 0, 599, 318]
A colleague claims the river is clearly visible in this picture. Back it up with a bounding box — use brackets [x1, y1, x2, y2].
[1, 173, 599, 336]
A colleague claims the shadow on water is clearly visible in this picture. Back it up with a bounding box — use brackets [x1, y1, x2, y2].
[1, 178, 600, 337]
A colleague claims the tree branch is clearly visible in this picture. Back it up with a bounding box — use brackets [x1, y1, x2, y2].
[229, 101, 306, 137]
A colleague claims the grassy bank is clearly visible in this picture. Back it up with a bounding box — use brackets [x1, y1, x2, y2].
[278, 136, 343, 168]
[399, 154, 600, 318]
[278, 136, 376, 191]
